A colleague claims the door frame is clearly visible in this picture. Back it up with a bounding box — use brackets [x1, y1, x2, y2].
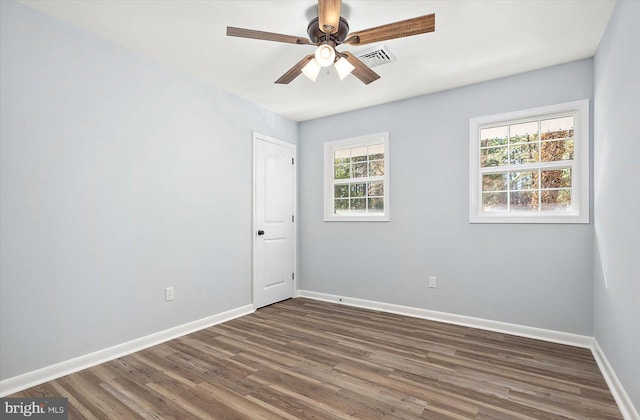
[252, 131, 297, 310]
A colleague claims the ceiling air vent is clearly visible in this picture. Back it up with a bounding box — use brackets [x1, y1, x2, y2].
[354, 44, 396, 68]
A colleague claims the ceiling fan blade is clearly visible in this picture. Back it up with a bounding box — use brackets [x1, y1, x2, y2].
[227, 27, 311, 45]
[318, 0, 341, 34]
[344, 13, 435, 46]
[341, 52, 380, 85]
[275, 55, 315, 84]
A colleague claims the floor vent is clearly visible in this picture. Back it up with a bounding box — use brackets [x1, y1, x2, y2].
[354, 44, 396, 67]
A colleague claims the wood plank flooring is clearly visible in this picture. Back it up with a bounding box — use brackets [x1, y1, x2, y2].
[11, 298, 622, 419]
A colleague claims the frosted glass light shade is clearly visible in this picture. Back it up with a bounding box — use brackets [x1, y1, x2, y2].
[315, 44, 336, 67]
[302, 58, 321, 81]
[335, 56, 355, 80]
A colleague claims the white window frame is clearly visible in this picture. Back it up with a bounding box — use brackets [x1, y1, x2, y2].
[469, 100, 590, 223]
[324, 132, 390, 222]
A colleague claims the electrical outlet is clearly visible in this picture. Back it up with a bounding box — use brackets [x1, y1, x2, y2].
[165, 286, 175, 301]
[428, 276, 437, 288]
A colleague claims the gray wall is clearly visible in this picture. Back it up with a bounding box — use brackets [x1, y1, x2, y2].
[5, 2, 636, 411]
[299, 59, 594, 335]
[0, 1, 296, 380]
[593, 0, 640, 410]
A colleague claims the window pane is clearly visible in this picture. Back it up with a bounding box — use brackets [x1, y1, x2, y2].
[509, 143, 538, 165]
[510, 191, 538, 211]
[540, 116, 574, 140]
[325, 133, 389, 220]
[351, 147, 367, 162]
[541, 169, 571, 189]
[480, 126, 508, 148]
[368, 144, 384, 160]
[334, 149, 350, 164]
[334, 184, 349, 198]
[540, 139, 574, 162]
[351, 198, 366, 212]
[334, 199, 349, 213]
[564, 138, 574, 160]
[510, 171, 539, 190]
[541, 189, 571, 211]
[481, 146, 508, 167]
[471, 101, 588, 222]
[510, 121, 539, 143]
[368, 198, 384, 213]
[368, 181, 384, 197]
[350, 183, 366, 197]
[482, 192, 507, 212]
[482, 173, 507, 191]
[334, 164, 350, 179]
[369, 160, 384, 176]
[352, 162, 367, 178]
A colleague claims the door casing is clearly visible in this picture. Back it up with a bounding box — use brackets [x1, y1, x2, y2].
[252, 132, 297, 309]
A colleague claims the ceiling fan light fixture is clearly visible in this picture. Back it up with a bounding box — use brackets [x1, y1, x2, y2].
[335, 56, 355, 80]
[227, 2, 435, 86]
[315, 43, 336, 67]
[302, 58, 322, 81]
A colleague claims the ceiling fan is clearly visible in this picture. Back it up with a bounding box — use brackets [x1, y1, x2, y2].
[227, 0, 435, 85]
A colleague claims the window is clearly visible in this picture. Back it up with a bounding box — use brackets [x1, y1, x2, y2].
[324, 132, 389, 221]
[469, 100, 589, 223]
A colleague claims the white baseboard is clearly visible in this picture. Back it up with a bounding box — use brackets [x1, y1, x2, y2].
[4, 294, 636, 420]
[297, 290, 640, 419]
[0, 304, 254, 397]
[592, 340, 640, 420]
[296, 290, 593, 348]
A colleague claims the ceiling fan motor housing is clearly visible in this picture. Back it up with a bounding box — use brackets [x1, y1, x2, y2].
[307, 17, 349, 43]
[226, 2, 435, 85]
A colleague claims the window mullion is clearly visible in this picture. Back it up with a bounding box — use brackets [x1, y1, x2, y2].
[507, 170, 511, 212]
[480, 160, 573, 175]
[537, 168, 542, 211]
[470, 99, 588, 223]
[324, 133, 389, 221]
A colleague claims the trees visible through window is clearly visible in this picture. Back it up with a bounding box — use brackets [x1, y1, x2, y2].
[324, 133, 389, 221]
[470, 101, 589, 223]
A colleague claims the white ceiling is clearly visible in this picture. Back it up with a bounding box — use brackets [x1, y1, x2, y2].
[20, 0, 616, 121]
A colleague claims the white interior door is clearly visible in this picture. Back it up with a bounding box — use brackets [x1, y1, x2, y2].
[253, 132, 296, 309]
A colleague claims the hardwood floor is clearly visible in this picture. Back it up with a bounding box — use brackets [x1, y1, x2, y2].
[11, 298, 622, 419]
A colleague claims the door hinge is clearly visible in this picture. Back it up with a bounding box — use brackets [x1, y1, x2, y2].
[292, 157, 295, 165]
[292, 273, 295, 280]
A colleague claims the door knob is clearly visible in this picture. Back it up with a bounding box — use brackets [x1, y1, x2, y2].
[257, 230, 265, 236]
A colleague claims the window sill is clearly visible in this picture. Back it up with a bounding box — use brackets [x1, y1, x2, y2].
[469, 212, 589, 224]
[324, 215, 390, 222]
